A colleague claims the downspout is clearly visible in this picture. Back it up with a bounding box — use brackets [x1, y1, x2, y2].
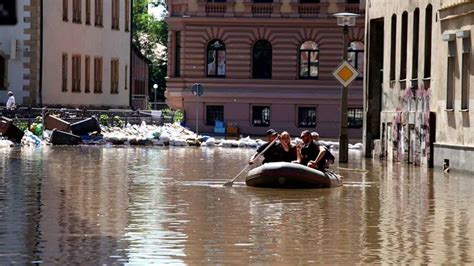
[129, 0, 133, 108]
[39, 0, 43, 106]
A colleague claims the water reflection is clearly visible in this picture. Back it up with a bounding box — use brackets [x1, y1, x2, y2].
[0, 146, 473, 264]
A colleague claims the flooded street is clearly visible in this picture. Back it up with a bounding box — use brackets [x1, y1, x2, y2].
[0, 146, 473, 264]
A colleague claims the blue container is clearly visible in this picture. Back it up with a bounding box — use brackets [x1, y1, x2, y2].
[214, 127, 226, 134]
[215, 120, 224, 128]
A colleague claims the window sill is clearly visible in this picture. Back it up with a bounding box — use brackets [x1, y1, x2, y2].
[445, 109, 454, 112]
[460, 109, 469, 112]
[422, 77, 431, 81]
[72, 21, 82, 24]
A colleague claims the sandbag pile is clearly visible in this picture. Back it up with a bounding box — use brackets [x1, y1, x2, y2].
[1, 114, 365, 151]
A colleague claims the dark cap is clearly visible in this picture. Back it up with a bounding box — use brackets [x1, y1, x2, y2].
[265, 129, 278, 136]
[300, 130, 311, 138]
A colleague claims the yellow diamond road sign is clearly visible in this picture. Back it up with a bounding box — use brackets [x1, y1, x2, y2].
[333, 60, 360, 87]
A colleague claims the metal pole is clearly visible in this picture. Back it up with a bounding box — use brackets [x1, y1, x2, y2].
[339, 25, 349, 163]
[195, 95, 199, 136]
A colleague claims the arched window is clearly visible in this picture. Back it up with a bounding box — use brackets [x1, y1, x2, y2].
[0, 56, 5, 90]
[348, 41, 364, 79]
[424, 4, 433, 78]
[207, 39, 226, 77]
[390, 14, 397, 80]
[252, 40, 272, 79]
[400, 11, 408, 80]
[299, 41, 319, 79]
[412, 8, 420, 79]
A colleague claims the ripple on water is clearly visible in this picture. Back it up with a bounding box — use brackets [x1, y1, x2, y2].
[0, 147, 473, 264]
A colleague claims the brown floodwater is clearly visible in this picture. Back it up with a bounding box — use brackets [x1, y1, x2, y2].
[0, 146, 473, 264]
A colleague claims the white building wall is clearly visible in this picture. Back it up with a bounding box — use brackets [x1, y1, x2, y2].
[0, 0, 31, 105]
[42, 0, 131, 107]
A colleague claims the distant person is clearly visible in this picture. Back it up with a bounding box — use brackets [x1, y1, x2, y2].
[279, 131, 297, 162]
[6, 91, 16, 110]
[249, 129, 280, 165]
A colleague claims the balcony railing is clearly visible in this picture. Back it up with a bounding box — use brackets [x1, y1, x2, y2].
[252, 3, 273, 16]
[345, 3, 365, 15]
[206, 3, 227, 15]
[297, 3, 329, 17]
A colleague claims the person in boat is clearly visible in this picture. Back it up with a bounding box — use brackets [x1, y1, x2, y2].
[311, 131, 335, 168]
[249, 129, 281, 165]
[293, 130, 319, 166]
[278, 131, 297, 162]
[311, 131, 320, 142]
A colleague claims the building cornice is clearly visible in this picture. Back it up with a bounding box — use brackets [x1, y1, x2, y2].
[165, 16, 365, 28]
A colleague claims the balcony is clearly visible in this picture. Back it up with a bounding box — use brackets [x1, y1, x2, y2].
[344, 3, 365, 15]
[206, 3, 227, 16]
[295, 3, 328, 17]
[252, 3, 273, 16]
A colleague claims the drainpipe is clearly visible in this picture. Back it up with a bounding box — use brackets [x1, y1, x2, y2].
[39, 0, 44, 107]
[129, 0, 133, 109]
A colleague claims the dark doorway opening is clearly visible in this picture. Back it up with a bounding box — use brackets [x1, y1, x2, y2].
[365, 18, 384, 157]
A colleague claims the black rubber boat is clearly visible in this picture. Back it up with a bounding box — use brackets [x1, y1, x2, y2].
[246, 162, 343, 188]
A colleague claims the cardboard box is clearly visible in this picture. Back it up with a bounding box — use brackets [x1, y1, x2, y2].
[227, 126, 239, 134]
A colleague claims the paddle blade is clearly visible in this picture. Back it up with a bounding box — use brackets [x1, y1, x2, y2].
[223, 181, 234, 187]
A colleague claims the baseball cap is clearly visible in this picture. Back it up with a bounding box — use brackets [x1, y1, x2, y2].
[265, 129, 278, 136]
[300, 130, 310, 138]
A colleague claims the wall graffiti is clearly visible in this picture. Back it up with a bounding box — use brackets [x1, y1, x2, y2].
[389, 84, 432, 165]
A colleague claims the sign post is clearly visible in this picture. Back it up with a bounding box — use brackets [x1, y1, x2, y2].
[332, 60, 360, 163]
[191, 83, 204, 136]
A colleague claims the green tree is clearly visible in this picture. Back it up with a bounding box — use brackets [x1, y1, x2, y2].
[133, 0, 168, 101]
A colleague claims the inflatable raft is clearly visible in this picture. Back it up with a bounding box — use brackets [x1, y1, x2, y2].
[246, 162, 343, 189]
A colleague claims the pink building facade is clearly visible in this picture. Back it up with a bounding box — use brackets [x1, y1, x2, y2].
[165, 0, 365, 139]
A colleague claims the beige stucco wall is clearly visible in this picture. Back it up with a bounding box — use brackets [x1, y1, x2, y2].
[42, 0, 131, 107]
[365, 0, 474, 171]
[0, 0, 39, 106]
[434, 3, 474, 146]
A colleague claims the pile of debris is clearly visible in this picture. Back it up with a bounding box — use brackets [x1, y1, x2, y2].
[1, 115, 365, 150]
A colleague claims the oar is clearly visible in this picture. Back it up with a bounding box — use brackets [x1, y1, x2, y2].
[223, 136, 278, 187]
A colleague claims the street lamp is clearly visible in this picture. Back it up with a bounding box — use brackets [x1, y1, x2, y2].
[153, 84, 158, 110]
[333, 12, 359, 163]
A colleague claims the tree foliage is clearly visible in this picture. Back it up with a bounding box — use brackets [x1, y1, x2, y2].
[132, 0, 168, 101]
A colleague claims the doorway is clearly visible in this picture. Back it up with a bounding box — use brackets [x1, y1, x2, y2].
[365, 18, 384, 157]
